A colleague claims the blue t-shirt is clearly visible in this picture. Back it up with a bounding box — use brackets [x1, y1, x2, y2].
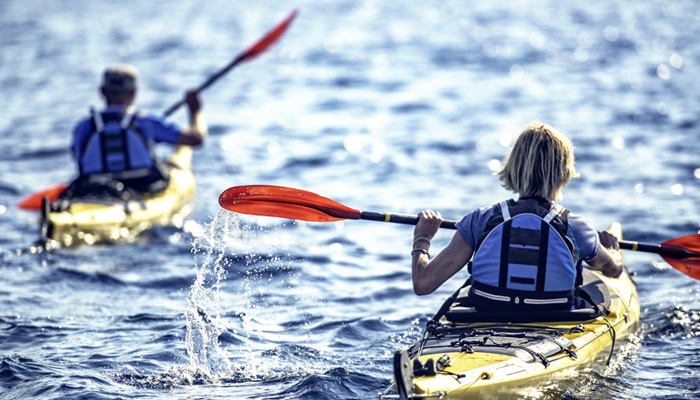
[455, 202, 600, 264]
[71, 106, 182, 167]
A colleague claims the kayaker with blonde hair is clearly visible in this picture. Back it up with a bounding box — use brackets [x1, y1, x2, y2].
[411, 122, 624, 310]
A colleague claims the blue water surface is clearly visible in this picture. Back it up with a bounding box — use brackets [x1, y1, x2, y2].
[1, 0, 699, 399]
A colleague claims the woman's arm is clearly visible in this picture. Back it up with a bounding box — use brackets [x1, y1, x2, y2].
[412, 210, 474, 295]
[586, 230, 624, 278]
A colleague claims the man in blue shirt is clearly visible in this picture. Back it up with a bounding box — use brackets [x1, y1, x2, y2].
[70, 64, 207, 193]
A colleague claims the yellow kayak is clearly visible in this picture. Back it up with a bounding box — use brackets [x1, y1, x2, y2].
[383, 222, 640, 400]
[42, 146, 196, 247]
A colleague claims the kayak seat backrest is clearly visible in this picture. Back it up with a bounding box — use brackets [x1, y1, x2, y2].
[445, 268, 611, 323]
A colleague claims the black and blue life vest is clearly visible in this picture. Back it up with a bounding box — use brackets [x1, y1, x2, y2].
[78, 107, 155, 179]
[468, 198, 582, 311]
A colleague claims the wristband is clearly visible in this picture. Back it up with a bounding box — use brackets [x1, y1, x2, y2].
[413, 237, 431, 247]
[411, 248, 430, 257]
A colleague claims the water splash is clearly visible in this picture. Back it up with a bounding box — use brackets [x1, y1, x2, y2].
[183, 211, 238, 378]
[179, 210, 298, 383]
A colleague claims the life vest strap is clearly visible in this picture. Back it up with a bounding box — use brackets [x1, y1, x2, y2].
[92, 107, 105, 132]
[469, 280, 575, 311]
[119, 106, 137, 129]
[499, 200, 511, 220]
[84, 167, 153, 182]
[544, 204, 565, 223]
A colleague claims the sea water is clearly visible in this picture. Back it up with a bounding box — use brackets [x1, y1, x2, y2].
[1, 0, 699, 399]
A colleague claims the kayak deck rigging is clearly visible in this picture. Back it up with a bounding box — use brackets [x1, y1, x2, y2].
[41, 146, 195, 247]
[380, 227, 639, 400]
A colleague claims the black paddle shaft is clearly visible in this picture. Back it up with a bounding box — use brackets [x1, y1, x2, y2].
[357, 214, 696, 259]
[619, 240, 699, 259]
[162, 55, 244, 117]
[359, 211, 457, 230]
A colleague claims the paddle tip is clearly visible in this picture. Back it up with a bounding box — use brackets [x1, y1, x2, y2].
[18, 183, 68, 210]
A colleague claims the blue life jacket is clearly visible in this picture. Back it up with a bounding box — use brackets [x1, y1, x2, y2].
[78, 107, 155, 179]
[468, 198, 582, 311]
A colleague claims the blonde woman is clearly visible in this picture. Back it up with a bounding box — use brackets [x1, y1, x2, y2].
[411, 122, 624, 310]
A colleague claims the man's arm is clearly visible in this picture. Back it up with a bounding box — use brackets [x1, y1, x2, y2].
[176, 89, 208, 146]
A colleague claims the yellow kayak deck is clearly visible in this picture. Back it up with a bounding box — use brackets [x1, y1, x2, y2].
[385, 223, 640, 400]
[45, 146, 195, 246]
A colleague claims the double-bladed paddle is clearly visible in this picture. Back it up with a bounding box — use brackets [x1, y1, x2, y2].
[163, 9, 298, 117]
[17, 183, 69, 211]
[19, 10, 298, 211]
[218, 184, 700, 281]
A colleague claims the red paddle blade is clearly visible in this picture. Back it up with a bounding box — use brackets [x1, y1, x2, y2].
[240, 9, 298, 63]
[219, 185, 361, 223]
[18, 183, 68, 210]
[661, 234, 700, 280]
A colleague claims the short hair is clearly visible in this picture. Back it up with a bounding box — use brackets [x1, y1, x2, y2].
[101, 64, 138, 95]
[496, 122, 579, 201]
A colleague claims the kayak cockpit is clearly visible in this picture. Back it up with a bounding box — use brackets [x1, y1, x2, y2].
[381, 267, 637, 400]
[445, 268, 612, 324]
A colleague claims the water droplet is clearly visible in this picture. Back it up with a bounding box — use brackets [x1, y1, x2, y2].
[670, 53, 683, 69]
[510, 64, 524, 80]
[371, 142, 386, 163]
[603, 25, 619, 41]
[671, 184, 684, 195]
[630, 76, 643, 91]
[219, 136, 235, 151]
[267, 140, 280, 154]
[529, 32, 546, 49]
[344, 136, 362, 153]
[498, 134, 512, 147]
[577, 32, 593, 48]
[612, 136, 625, 149]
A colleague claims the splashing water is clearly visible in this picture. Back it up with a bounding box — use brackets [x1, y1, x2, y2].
[181, 210, 296, 382]
[184, 213, 234, 378]
[183, 210, 267, 381]
[109, 211, 302, 390]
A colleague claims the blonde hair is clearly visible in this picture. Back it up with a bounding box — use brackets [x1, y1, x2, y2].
[497, 122, 579, 201]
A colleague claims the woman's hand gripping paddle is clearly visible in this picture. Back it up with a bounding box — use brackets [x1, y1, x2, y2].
[219, 184, 700, 281]
[619, 235, 700, 280]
